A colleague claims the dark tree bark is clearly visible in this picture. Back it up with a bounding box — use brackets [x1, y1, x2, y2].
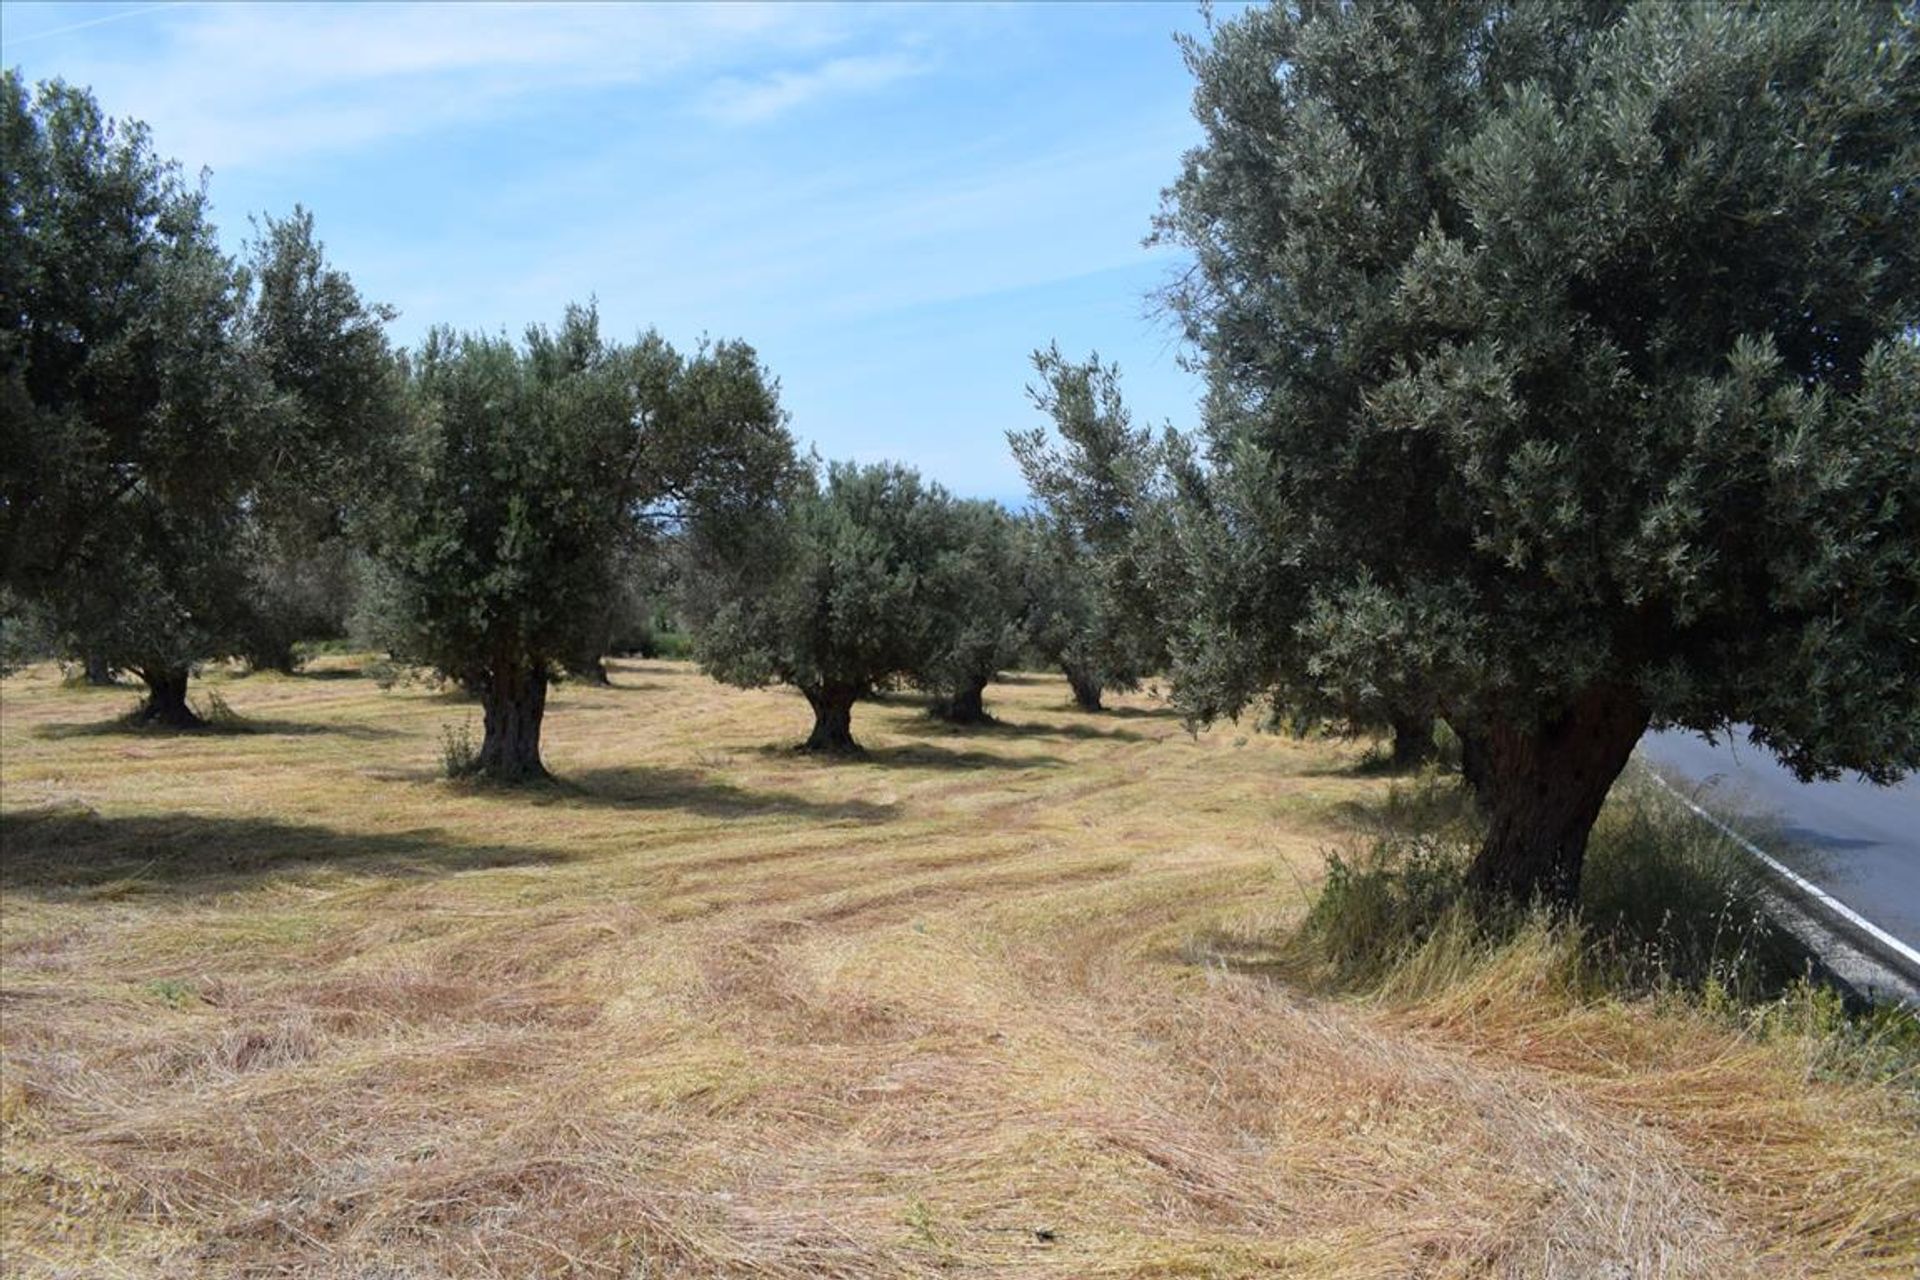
[931, 676, 990, 725]
[1064, 663, 1103, 712]
[83, 653, 116, 686]
[1454, 719, 1494, 816]
[133, 666, 201, 728]
[1387, 708, 1437, 770]
[802, 684, 861, 753]
[1464, 685, 1650, 909]
[474, 662, 550, 782]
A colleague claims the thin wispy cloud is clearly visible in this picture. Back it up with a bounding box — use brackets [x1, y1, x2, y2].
[698, 52, 930, 126]
[22, 2, 920, 168]
[4, 2, 190, 47]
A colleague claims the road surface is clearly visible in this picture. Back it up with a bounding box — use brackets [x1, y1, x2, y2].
[1636, 729, 1920, 980]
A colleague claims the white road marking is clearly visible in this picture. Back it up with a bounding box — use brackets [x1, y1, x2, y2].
[1642, 767, 1920, 978]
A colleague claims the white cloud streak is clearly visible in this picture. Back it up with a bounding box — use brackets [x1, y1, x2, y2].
[697, 52, 928, 126]
[18, 2, 935, 169]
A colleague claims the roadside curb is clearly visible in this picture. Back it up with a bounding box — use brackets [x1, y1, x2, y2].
[1642, 766, 1920, 1008]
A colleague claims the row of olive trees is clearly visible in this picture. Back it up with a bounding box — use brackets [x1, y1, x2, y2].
[1, 74, 794, 778]
[684, 455, 1133, 754]
[1018, 1, 1920, 910]
[1, 72, 1129, 781]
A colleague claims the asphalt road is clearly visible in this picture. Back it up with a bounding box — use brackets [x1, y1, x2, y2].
[1636, 729, 1920, 961]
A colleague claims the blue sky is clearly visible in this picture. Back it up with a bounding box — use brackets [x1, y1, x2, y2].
[4, 1, 1222, 504]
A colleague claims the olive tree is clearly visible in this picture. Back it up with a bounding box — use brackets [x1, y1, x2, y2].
[916, 498, 1025, 724]
[1013, 515, 1126, 713]
[3, 75, 257, 722]
[372, 308, 795, 781]
[235, 206, 405, 672]
[1158, 1, 1920, 904]
[1, 77, 402, 719]
[692, 461, 957, 752]
[1009, 346, 1172, 711]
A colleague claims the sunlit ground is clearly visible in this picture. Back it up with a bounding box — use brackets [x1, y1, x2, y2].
[2, 659, 1914, 1277]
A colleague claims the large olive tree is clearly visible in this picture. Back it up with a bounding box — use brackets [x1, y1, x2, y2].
[1158, 1, 1919, 904]
[373, 307, 795, 781]
[1, 76, 399, 722]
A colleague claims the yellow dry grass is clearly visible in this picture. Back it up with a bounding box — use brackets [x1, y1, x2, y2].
[0, 659, 1914, 1278]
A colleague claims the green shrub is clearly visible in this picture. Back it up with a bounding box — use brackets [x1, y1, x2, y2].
[439, 718, 478, 779]
[1580, 773, 1809, 1003]
[1282, 764, 1917, 1090]
[649, 630, 695, 661]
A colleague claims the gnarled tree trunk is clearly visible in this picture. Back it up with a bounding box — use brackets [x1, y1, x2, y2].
[133, 666, 201, 728]
[802, 684, 861, 753]
[931, 676, 990, 725]
[474, 662, 550, 782]
[1063, 663, 1103, 713]
[83, 653, 116, 686]
[1387, 707, 1436, 769]
[1464, 685, 1650, 909]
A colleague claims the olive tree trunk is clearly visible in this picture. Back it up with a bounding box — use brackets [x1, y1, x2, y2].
[1462, 686, 1649, 909]
[1387, 708, 1437, 769]
[1063, 663, 1103, 712]
[802, 684, 861, 753]
[133, 666, 201, 728]
[83, 653, 116, 686]
[474, 662, 550, 782]
[932, 676, 990, 725]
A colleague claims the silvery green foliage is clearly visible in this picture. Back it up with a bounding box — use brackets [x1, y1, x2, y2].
[2, 77, 404, 696]
[1009, 346, 1180, 702]
[1158, 0, 1919, 783]
[1, 73, 257, 684]
[914, 498, 1026, 718]
[694, 460, 960, 706]
[373, 306, 795, 694]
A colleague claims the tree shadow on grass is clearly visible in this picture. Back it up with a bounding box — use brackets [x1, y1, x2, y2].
[0, 806, 564, 899]
[32, 711, 404, 742]
[857, 743, 1064, 771]
[1092, 703, 1182, 722]
[742, 740, 1064, 771]
[891, 714, 1155, 745]
[562, 766, 896, 823]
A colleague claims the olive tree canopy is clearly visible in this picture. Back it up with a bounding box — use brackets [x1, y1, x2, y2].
[1, 75, 400, 722]
[373, 307, 796, 780]
[692, 460, 961, 753]
[1157, 1, 1920, 903]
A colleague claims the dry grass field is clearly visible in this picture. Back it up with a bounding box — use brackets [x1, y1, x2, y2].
[2, 658, 1916, 1278]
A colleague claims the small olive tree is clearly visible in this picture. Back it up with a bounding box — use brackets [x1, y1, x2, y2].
[916, 498, 1025, 724]
[693, 461, 959, 752]
[1010, 346, 1175, 712]
[373, 308, 795, 780]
